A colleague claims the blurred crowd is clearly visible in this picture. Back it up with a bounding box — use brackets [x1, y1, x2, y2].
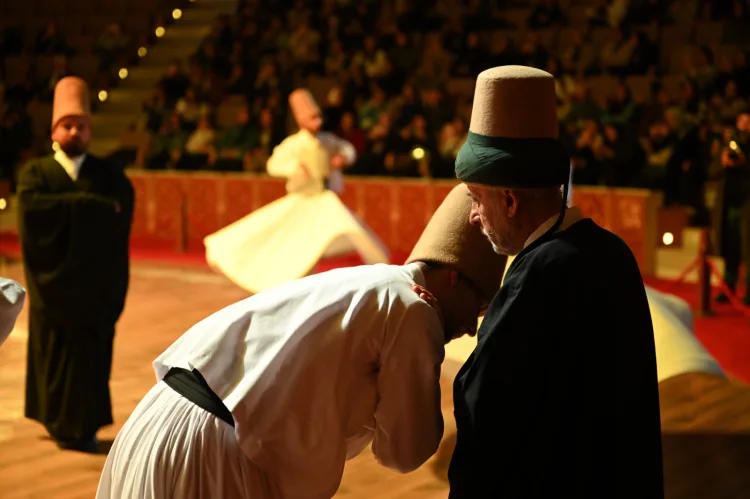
[2, 0, 750, 215]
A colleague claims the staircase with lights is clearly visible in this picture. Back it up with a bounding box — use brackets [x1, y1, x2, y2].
[87, 0, 238, 157]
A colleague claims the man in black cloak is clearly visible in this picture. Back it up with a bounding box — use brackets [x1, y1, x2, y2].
[447, 65, 664, 498]
[17, 76, 134, 452]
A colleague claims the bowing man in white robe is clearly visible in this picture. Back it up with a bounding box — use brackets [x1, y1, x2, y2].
[96, 184, 507, 499]
[204, 88, 390, 295]
[0, 278, 26, 346]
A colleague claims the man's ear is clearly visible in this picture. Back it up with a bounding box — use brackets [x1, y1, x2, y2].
[506, 190, 519, 218]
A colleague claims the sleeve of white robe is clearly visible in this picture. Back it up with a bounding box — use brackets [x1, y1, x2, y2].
[0, 278, 26, 346]
[266, 134, 302, 178]
[371, 302, 445, 473]
[328, 134, 356, 166]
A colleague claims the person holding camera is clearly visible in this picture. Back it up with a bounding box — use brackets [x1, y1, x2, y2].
[710, 112, 750, 305]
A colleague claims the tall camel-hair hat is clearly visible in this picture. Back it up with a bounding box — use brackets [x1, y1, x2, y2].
[406, 184, 507, 303]
[455, 65, 570, 187]
[51, 76, 91, 129]
[288, 88, 321, 128]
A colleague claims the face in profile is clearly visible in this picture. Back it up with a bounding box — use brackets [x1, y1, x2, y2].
[467, 184, 513, 255]
[52, 115, 91, 157]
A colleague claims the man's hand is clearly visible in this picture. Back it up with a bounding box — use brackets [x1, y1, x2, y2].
[330, 154, 348, 169]
[412, 284, 442, 324]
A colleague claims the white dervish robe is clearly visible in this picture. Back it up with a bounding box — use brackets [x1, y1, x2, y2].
[0, 278, 25, 346]
[444, 201, 724, 383]
[96, 263, 445, 499]
[204, 129, 390, 294]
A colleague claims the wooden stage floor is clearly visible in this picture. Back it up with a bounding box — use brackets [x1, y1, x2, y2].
[1, 261, 749, 499]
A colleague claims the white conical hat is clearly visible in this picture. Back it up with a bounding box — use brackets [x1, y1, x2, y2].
[51, 76, 91, 129]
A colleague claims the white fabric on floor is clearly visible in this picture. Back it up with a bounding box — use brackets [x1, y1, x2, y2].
[96, 382, 278, 499]
[443, 286, 724, 383]
[204, 190, 390, 294]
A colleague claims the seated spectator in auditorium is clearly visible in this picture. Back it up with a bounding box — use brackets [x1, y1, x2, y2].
[208, 107, 257, 172]
[685, 47, 718, 100]
[451, 32, 489, 78]
[39, 57, 72, 103]
[187, 60, 213, 102]
[96, 24, 131, 75]
[571, 119, 604, 185]
[559, 30, 586, 74]
[322, 85, 345, 133]
[142, 88, 167, 133]
[434, 118, 468, 179]
[360, 111, 393, 174]
[351, 35, 391, 83]
[517, 32, 549, 70]
[254, 61, 281, 101]
[417, 35, 453, 81]
[335, 112, 367, 159]
[225, 64, 253, 97]
[34, 21, 70, 56]
[711, 80, 749, 123]
[324, 41, 348, 77]
[396, 83, 425, 126]
[158, 60, 190, 109]
[561, 83, 603, 125]
[195, 41, 232, 81]
[383, 115, 437, 178]
[175, 88, 210, 132]
[288, 17, 321, 74]
[387, 31, 420, 86]
[600, 28, 637, 77]
[420, 87, 454, 136]
[358, 84, 389, 131]
[491, 34, 523, 68]
[527, 0, 567, 28]
[176, 116, 216, 170]
[597, 123, 646, 187]
[637, 119, 677, 189]
[244, 108, 285, 173]
[144, 113, 188, 170]
[603, 82, 638, 125]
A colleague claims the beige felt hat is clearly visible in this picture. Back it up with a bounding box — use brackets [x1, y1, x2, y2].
[406, 184, 507, 302]
[455, 65, 569, 187]
[289, 88, 321, 127]
[469, 65, 558, 139]
[51, 76, 91, 129]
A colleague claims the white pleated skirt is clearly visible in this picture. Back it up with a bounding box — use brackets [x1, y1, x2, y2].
[96, 382, 279, 499]
[204, 191, 390, 294]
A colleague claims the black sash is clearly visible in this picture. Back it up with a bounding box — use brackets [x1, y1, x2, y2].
[163, 367, 235, 427]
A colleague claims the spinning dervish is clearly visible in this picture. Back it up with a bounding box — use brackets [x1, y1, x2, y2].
[204, 89, 390, 294]
[0, 278, 25, 347]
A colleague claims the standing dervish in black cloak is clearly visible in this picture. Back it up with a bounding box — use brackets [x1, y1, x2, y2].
[447, 65, 664, 498]
[17, 76, 134, 452]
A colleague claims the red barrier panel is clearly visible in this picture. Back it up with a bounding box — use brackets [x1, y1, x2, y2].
[125, 172, 662, 275]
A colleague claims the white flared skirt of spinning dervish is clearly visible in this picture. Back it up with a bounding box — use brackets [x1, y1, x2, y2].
[204, 190, 390, 294]
[442, 286, 725, 383]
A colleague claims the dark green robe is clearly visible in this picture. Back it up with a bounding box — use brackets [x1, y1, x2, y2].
[449, 219, 664, 498]
[17, 154, 134, 440]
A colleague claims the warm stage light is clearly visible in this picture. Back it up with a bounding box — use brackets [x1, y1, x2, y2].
[155, 26, 166, 38]
[138, 46, 148, 57]
[411, 147, 425, 160]
[173, 9, 183, 19]
[0, 199, 7, 210]
[662, 232, 674, 246]
[118, 68, 129, 79]
[98, 90, 108, 102]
